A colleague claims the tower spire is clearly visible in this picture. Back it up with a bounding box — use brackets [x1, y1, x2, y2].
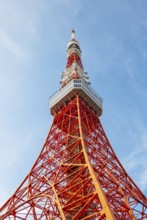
[71, 28, 75, 39]
[60, 30, 90, 88]
[50, 31, 103, 116]
[66, 29, 83, 70]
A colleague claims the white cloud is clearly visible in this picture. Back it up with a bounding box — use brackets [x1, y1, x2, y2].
[0, 30, 28, 59]
[138, 169, 147, 191]
[141, 130, 147, 149]
[123, 128, 147, 192]
[0, 125, 46, 206]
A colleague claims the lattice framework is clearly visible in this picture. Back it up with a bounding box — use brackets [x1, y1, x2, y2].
[0, 96, 147, 219]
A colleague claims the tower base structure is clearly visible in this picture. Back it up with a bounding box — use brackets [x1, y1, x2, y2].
[0, 96, 147, 219]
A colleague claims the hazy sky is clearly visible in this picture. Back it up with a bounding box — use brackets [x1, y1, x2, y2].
[0, 0, 147, 206]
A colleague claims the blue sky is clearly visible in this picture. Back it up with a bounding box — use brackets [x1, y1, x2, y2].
[0, 0, 147, 206]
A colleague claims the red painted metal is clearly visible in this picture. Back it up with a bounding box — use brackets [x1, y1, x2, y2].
[0, 97, 147, 219]
[66, 52, 83, 69]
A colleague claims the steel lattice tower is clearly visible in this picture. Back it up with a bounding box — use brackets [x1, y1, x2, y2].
[0, 30, 147, 220]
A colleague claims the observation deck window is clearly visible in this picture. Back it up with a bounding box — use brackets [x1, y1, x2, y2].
[74, 79, 81, 83]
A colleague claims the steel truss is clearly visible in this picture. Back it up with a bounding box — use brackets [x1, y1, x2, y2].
[0, 96, 147, 219]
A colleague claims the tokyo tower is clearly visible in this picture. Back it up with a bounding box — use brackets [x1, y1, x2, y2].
[0, 30, 147, 220]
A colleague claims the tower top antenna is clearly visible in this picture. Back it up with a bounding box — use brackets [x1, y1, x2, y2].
[71, 29, 75, 39]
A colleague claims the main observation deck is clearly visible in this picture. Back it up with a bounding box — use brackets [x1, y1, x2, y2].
[49, 79, 103, 116]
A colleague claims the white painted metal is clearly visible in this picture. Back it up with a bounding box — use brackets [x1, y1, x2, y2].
[49, 79, 103, 116]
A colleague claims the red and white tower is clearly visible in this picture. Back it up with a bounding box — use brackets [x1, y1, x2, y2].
[0, 30, 147, 220]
